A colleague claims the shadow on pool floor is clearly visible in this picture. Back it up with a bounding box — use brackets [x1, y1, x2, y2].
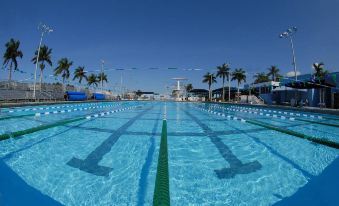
[274, 157, 339, 206]
[0, 159, 63, 206]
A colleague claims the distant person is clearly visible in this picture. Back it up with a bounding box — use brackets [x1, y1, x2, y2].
[305, 99, 309, 106]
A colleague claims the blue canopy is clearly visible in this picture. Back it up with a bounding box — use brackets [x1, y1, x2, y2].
[93, 93, 105, 100]
[66, 91, 87, 101]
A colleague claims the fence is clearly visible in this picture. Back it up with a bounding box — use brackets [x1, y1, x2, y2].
[0, 80, 114, 102]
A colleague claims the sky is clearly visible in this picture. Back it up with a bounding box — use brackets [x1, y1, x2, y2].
[0, 0, 339, 93]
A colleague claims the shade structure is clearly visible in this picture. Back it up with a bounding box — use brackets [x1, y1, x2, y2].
[285, 75, 337, 89]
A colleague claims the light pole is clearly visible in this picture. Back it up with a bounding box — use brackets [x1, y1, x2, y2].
[280, 26, 298, 105]
[33, 23, 53, 100]
[279, 26, 298, 81]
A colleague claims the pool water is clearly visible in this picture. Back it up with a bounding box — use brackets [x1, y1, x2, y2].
[0, 101, 338, 206]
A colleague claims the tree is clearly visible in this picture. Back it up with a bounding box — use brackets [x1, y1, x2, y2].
[54, 58, 72, 84]
[87, 73, 99, 87]
[3, 38, 23, 81]
[267, 65, 280, 81]
[254, 72, 269, 84]
[135, 90, 143, 99]
[276, 74, 283, 82]
[32, 45, 52, 88]
[73, 66, 87, 84]
[313, 62, 327, 80]
[185, 83, 193, 92]
[232, 68, 246, 100]
[185, 83, 193, 99]
[202, 72, 217, 101]
[312, 62, 328, 105]
[216, 63, 231, 101]
[97, 72, 108, 89]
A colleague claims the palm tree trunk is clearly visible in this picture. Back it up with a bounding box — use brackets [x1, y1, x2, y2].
[8, 62, 12, 81]
[237, 82, 240, 101]
[222, 77, 225, 102]
[323, 88, 326, 107]
[209, 84, 211, 101]
[62, 78, 65, 92]
[39, 69, 43, 91]
[228, 75, 231, 102]
[319, 88, 322, 105]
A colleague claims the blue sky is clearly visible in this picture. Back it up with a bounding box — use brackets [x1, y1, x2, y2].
[0, 0, 338, 93]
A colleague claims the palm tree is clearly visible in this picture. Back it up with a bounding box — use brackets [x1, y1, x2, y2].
[202, 72, 217, 101]
[276, 74, 283, 82]
[2, 38, 23, 81]
[32, 45, 52, 88]
[267, 66, 280, 81]
[73, 66, 87, 84]
[231, 68, 246, 100]
[313, 62, 327, 80]
[185, 83, 193, 99]
[254, 72, 269, 84]
[97, 72, 108, 89]
[54, 58, 72, 91]
[312, 62, 328, 105]
[185, 83, 193, 92]
[216, 63, 231, 101]
[87, 73, 99, 87]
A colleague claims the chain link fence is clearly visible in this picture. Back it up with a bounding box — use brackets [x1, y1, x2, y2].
[0, 80, 114, 102]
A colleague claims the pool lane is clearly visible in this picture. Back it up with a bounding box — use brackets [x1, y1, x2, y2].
[0, 103, 131, 135]
[183, 109, 262, 179]
[192, 105, 338, 175]
[67, 106, 154, 176]
[1, 102, 338, 206]
[0, 102, 163, 205]
[165, 103, 338, 205]
[202, 104, 339, 143]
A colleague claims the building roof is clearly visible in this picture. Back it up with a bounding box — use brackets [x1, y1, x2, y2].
[283, 72, 338, 89]
[189, 89, 208, 93]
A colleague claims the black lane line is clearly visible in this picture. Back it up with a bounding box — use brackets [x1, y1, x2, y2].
[67, 106, 154, 177]
[201, 108, 315, 178]
[222, 122, 314, 179]
[63, 124, 267, 137]
[182, 109, 262, 179]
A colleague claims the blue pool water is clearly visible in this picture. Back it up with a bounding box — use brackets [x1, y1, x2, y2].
[0, 101, 338, 205]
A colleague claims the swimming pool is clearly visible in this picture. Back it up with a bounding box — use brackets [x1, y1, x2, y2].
[0, 101, 338, 205]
